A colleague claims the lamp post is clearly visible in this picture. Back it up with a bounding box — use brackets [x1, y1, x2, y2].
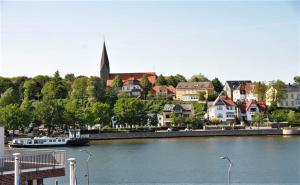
[80, 149, 92, 185]
[220, 156, 233, 185]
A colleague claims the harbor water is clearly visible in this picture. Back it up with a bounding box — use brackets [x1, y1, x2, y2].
[45, 136, 299, 185]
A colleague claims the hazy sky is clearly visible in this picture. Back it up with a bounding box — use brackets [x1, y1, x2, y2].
[1, 1, 299, 83]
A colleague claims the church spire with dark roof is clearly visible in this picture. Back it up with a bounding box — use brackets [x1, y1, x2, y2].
[100, 42, 110, 83]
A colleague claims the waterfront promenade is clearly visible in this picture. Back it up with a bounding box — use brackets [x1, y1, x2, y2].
[88, 128, 288, 140]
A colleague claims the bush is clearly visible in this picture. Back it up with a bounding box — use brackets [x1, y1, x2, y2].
[211, 118, 221, 124]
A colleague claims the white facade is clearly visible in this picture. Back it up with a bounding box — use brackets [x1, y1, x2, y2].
[208, 98, 236, 122]
[239, 103, 261, 122]
[233, 90, 258, 102]
[157, 114, 163, 127]
[181, 95, 199, 102]
[122, 84, 143, 97]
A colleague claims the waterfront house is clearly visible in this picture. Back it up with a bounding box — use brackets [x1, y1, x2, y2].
[237, 99, 267, 122]
[207, 96, 237, 122]
[223, 81, 252, 100]
[265, 83, 300, 109]
[232, 82, 258, 102]
[176, 82, 214, 101]
[162, 104, 194, 126]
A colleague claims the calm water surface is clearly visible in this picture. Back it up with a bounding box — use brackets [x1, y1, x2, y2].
[45, 136, 300, 185]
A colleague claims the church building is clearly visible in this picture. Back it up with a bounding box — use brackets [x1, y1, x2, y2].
[100, 42, 157, 86]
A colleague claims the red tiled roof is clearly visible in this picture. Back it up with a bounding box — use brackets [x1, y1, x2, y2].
[220, 96, 236, 106]
[151, 85, 175, 95]
[243, 99, 268, 112]
[107, 72, 157, 86]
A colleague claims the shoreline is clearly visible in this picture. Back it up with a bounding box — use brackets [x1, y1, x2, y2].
[88, 129, 300, 140]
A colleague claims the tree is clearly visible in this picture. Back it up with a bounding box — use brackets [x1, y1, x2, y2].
[269, 80, 286, 106]
[65, 73, 75, 82]
[34, 99, 64, 134]
[270, 109, 288, 122]
[167, 75, 178, 87]
[70, 77, 89, 106]
[111, 75, 123, 88]
[11, 76, 28, 101]
[140, 74, 152, 96]
[207, 92, 219, 101]
[198, 91, 207, 101]
[254, 82, 267, 101]
[0, 76, 13, 95]
[293, 76, 300, 85]
[193, 103, 206, 118]
[114, 98, 147, 127]
[104, 87, 118, 108]
[86, 102, 112, 126]
[170, 112, 183, 126]
[23, 79, 40, 100]
[211, 78, 223, 93]
[252, 112, 265, 127]
[0, 87, 19, 107]
[41, 71, 68, 100]
[0, 104, 30, 135]
[63, 99, 85, 128]
[87, 76, 106, 102]
[174, 74, 187, 83]
[287, 110, 296, 123]
[155, 74, 167, 85]
[189, 73, 209, 82]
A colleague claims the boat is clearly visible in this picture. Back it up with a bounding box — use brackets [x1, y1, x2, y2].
[9, 129, 89, 148]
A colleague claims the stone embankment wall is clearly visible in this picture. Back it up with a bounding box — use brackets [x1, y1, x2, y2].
[89, 129, 284, 140]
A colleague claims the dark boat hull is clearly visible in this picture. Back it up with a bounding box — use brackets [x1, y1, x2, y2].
[9, 138, 89, 148]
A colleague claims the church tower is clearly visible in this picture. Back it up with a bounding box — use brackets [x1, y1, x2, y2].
[100, 42, 110, 83]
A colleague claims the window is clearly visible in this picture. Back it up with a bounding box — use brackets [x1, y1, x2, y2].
[49, 140, 52, 142]
[217, 113, 223, 118]
[285, 101, 289, 106]
[296, 100, 300, 105]
[291, 101, 294, 106]
[166, 115, 170, 118]
[297, 94, 300, 99]
[217, 106, 223, 110]
[291, 94, 294, 99]
[250, 108, 256, 112]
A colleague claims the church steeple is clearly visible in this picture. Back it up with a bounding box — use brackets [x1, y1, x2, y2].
[100, 42, 110, 83]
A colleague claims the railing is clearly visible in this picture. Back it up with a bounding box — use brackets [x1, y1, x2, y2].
[0, 149, 65, 173]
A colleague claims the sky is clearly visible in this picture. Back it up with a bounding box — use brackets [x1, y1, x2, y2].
[0, 0, 299, 83]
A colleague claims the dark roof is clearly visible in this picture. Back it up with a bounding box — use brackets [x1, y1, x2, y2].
[100, 42, 110, 71]
[226, 81, 252, 90]
[285, 84, 300, 92]
[163, 104, 193, 111]
[176, 82, 212, 89]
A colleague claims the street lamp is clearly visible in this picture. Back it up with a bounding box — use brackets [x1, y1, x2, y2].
[220, 156, 233, 185]
[80, 149, 93, 185]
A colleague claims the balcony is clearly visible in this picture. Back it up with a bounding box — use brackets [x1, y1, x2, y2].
[0, 149, 65, 175]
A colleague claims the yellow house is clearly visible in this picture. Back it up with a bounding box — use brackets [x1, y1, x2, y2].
[176, 82, 214, 101]
[266, 84, 300, 108]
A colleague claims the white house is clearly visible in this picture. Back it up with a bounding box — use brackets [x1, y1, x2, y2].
[238, 99, 267, 122]
[207, 96, 237, 122]
[232, 83, 258, 102]
[223, 81, 252, 100]
[121, 78, 143, 97]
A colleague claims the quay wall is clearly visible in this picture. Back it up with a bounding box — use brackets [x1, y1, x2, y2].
[89, 129, 285, 140]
